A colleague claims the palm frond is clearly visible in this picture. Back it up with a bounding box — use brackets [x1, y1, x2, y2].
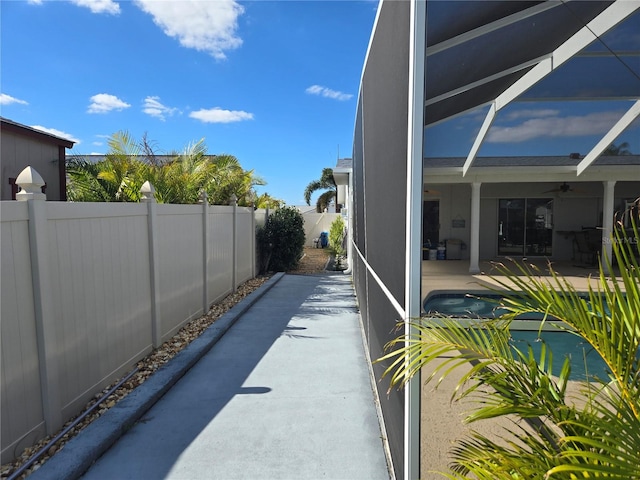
[377, 206, 640, 478]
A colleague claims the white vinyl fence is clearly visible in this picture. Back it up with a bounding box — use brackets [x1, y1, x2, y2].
[302, 212, 342, 247]
[1, 168, 265, 464]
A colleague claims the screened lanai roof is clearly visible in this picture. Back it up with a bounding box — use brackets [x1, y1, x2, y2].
[424, 0, 640, 175]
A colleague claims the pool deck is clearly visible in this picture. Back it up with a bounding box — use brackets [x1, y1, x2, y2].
[422, 258, 609, 301]
[419, 258, 616, 478]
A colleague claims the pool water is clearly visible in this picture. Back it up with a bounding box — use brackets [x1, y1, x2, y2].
[509, 330, 609, 380]
[424, 293, 549, 319]
[423, 293, 610, 380]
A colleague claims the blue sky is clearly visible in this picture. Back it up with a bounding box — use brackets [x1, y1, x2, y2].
[425, 98, 640, 159]
[2, 1, 638, 204]
[1, 0, 377, 206]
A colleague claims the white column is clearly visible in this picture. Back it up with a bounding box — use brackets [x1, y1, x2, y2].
[469, 182, 481, 273]
[141, 181, 162, 348]
[344, 174, 354, 274]
[405, 0, 426, 478]
[602, 180, 616, 267]
[16, 166, 63, 435]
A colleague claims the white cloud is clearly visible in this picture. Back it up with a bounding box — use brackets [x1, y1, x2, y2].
[487, 111, 624, 143]
[189, 107, 253, 123]
[305, 85, 353, 101]
[143, 96, 178, 121]
[134, 0, 243, 60]
[92, 141, 104, 146]
[1, 93, 29, 105]
[30, 0, 120, 13]
[70, 0, 120, 15]
[88, 93, 130, 114]
[505, 109, 560, 120]
[31, 125, 80, 144]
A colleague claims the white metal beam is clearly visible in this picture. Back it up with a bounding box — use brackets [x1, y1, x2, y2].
[425, 55, 547, 107]
[577, 100, 640, 175]
[405, 0, 426, 478]
[462, 1, 639, 173]
[426, 1, 561, 56]
[462, 103, 496, 176]
[496, 1, 639, 110]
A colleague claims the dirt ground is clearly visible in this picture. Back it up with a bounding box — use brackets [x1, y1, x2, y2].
[290, 246, 332, 274]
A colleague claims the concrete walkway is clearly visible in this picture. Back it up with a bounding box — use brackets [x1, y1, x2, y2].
[32, 273, 390, 480]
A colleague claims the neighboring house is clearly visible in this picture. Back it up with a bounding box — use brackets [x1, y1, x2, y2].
[347, 2, 640, 479]
[333, 158, 351, 214]
[1, 117, 75, 201]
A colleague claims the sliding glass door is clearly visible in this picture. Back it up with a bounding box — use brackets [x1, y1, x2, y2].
[498, 198, 553, 257]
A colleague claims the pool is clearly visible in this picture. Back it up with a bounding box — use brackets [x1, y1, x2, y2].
[423, 292, 556, 320]
[423, 292, 610, 380]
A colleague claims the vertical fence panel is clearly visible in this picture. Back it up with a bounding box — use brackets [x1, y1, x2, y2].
[143, 189, 162, 347]
[156, 204, 205, 340]
[26, 198, 63, 436]
[236, 207, 254, 284]
[231, 199, 238, 291]
[302, 213, 341, 246]
[46, 203, 153, 419]
[201, 194, 210, 314]
[1, 191, 257, 464]
[208, 206, 234, 304]
[0, 203, 45, 464]
[254, 208, 269, 229]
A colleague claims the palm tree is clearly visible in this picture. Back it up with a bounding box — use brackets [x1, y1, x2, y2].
[603, 141, 632, 156]
[67, 133, 268, 205]
[204, 154, 266, 206]
[150, 138, 211, 204]
[304, 167, 338, 213]
[378, 202, 640, 479]
[253, 193, 284, 209]
[67, 131, 147, 202]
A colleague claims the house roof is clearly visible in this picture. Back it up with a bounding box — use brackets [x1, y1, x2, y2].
[422, 1, 640, 176]
[426, 154, 640, 168]
[1, 117, 75, 148]
[423, 154, 640, 184]
[333, 158, 352, 186]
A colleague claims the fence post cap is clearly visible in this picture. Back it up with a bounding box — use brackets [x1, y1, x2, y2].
[140, 181, 156, 202]
[16, 166, 46, 201]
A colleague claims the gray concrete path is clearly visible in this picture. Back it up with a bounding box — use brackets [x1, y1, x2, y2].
[34, 273, 390, 480]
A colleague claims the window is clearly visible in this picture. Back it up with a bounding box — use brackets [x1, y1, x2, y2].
[498, 198, 553, 256]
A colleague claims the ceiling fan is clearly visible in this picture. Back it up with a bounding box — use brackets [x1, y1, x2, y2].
[543, 182, 583, 194]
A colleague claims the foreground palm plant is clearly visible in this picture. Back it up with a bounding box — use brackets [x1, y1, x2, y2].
[378, 204, 640, 479]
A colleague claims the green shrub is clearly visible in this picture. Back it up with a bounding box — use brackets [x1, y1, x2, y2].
[257, 206, 305, 273]
[328, 216, 345, 257]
